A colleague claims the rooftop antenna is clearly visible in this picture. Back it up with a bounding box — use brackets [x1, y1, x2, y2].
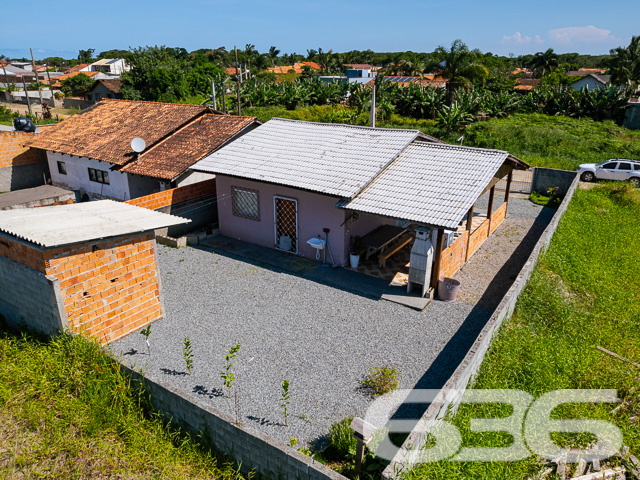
[131, 137, 146, 157]
[457, 135, 464, 145]
[370, 83, 376, 128]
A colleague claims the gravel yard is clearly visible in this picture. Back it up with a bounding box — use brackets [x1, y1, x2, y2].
[112, 197, 552, 449]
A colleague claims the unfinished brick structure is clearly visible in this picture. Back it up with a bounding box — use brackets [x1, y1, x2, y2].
[0, 201, 188, 343]
[0, 130, 49, 191]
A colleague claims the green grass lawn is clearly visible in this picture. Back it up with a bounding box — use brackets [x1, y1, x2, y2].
[0, 330, 242, 479]
[242, 107, 640, 171]
[404, 183, 640, 479]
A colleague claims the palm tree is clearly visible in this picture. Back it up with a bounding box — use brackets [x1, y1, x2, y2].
[428, 39, 489, 105]
[608, 36, 640, 89]
[529, 49, 558, 79]
[268, 46, 280, 67]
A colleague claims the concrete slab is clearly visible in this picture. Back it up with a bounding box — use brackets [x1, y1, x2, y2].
[381, 294, 432, 310]
[200, 234, 426, 302]
[0, 185, 75, 210]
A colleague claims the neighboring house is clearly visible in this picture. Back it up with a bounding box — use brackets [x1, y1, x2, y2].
[86, 79, 123, 102]
[27, 99, 260, 201]
[570, 73, 613, 91]
[51, 70, 105, 88]
[365, 76, 446, 88]
[566, 68, 605, 77]
[63, 63, 91, 74]
[514, 78, 540, 91]
[87, 58, 130, 75]
[192, 118, 527, 287]
[344, 64, 379, 85]
[267, 62, 321, 74]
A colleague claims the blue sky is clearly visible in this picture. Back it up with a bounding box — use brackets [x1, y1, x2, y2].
[1, 0, 636, 60]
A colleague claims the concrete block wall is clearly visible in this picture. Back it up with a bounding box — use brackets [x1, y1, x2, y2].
[122, 365, 347, 480]
[0, 255, 68, 336]
[0, 231, 164, 344]
[532, 168, 578, 197]
[382, 176, 581, 479]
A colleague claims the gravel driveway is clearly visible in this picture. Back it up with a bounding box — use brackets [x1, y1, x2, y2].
[112, 197, 552, 449]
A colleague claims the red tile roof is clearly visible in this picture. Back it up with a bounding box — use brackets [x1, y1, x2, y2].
[51, 70, 101, 87]
[267, 62, 321, 74]
[92, 79, 123, 93]
[122, 114, 257, 180]
[28, 99, 259, 181]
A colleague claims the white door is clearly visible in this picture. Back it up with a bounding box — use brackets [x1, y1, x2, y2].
[597, 161, 618, 180]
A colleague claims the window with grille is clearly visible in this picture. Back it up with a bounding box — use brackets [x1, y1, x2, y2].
[231, 186, 259, 220]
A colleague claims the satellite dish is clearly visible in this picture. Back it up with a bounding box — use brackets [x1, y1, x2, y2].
[131, 137, 146, 153]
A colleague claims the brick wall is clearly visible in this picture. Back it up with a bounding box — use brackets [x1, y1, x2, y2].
[489, 203, 507, 235]
[439, 231, 468, 280]
[0, 232, 163, 344]
[0, 131, 39, 168]
[438, 202, 508, 280]
[126, 178, 216, 210]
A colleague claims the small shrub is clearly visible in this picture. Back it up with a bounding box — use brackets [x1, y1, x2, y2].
[328, 417, 357, 457]
[362, 366, 399, 396]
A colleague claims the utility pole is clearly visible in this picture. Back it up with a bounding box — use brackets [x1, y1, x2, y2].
[21, 76, 33, 116]
[2, 66, 12, 104]
[211, 78, 217, 110]
[370, 84, 376, 128]
[29, 48, 44, 108]
[234, 46, 242, 116]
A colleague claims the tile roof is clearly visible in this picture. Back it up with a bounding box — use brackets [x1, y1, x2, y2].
[122, 114, 258, 181]
[0, 200, 189, 247]
[51, 70, 101, 87]
[91, 79, 123, 93]
[28, 99, 208, 166]
[267, 62, 322, 74]
[341, 142, 528, 230]
[365, 76, 446, 88]
[66, 63, 90, 73]
[192, 118, 437, 197]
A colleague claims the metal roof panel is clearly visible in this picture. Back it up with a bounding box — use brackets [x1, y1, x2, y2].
[0, 200, 190, 247]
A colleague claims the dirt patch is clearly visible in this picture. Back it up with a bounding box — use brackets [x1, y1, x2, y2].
[453, 213, 551, 307]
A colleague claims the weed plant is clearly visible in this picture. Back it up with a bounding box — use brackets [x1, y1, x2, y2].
[0, 329, 241, 479]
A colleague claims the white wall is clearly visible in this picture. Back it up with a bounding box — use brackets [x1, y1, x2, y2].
[47, 151, 132, 201]
[175, 170, 215, 187]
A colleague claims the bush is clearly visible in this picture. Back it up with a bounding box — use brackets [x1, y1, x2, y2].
[327, 417, 357, 457]
[362, 366, 399, 396]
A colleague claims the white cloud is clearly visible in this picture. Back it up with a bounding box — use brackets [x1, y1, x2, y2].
[547, 25, 619, 45]
[502, 32, 532, 45]
[534, 35, 544, 45]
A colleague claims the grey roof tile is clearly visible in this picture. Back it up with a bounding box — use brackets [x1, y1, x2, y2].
[341, 142, 511, 230]
[191, 118, 425, 197]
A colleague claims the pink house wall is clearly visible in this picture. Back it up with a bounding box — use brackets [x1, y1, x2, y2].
[216, 175, 393, 266]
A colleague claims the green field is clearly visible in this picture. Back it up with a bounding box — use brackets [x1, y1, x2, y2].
[0, 330, 241, 479]
[405, 183, 640, 479]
